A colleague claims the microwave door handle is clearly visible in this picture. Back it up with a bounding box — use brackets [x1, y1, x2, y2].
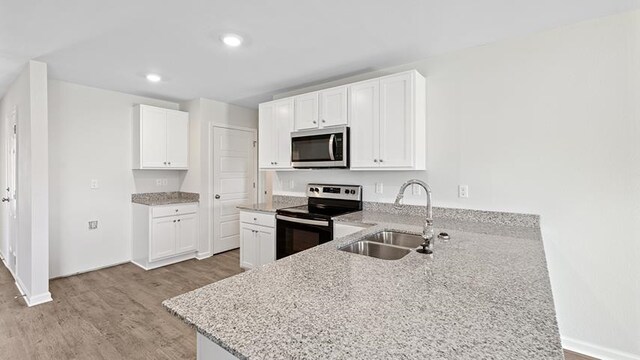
[328, 134, 336, 161]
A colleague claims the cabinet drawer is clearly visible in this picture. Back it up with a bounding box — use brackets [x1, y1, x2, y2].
[152, 203, 198, 218]
[240, 211, 275, 228]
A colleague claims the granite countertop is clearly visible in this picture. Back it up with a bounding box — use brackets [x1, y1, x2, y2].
[131, 191, 199, 206]
[236, 195, 307, 214]
[163, 206, 562, 359]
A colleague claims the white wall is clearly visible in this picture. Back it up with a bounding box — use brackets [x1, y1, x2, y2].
[0, 60, 51, 306]
[272, 11, 640, 359]
[180, 98, 258, 257]
[48, 80, 185, 278]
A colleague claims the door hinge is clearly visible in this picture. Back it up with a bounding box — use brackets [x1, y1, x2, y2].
[253, 141, 256, 148]
[13, 125, 16, 134]
[253, 182, 256, 189]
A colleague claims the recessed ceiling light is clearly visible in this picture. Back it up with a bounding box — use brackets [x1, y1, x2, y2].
[146, 73, 162, 82]
[221, 33, 243, 47]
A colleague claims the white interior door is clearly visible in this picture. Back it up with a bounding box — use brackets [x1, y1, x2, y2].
[212, 126, 257, 254]
[2, 108, 17, 274]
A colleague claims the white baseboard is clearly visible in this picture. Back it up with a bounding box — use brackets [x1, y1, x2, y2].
[196, 252, 212, 260]
[13, 279, 52, 307]
[563, 337, 640, 360]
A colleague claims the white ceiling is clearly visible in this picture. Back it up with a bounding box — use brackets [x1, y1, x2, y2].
[2, 0, 639, 108]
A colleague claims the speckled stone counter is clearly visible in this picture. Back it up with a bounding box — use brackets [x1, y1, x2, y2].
[236, 195, 306, 214]
[131, 191, 199, 206]
[163, 207, 562, 359]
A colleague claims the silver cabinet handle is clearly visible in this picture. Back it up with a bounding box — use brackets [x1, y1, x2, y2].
[253, 217, 257, 221]
[177, 219, 181, 222]
[379, 159, 383, 163]
[163, 161, 167, 165]
[1, 198, 9, 202]
[215, 194, 220, 199]
[312, 120, 317, 124]
[173, 220, 176, 223]
[322, 119, 326, 123]
[168, 162, 171, 165]
[373, 159, 378, 163]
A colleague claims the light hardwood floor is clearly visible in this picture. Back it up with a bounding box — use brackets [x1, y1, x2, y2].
[0, 250, 594, 359]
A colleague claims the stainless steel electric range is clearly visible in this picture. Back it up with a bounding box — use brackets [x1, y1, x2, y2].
[275, 184, 362, 259]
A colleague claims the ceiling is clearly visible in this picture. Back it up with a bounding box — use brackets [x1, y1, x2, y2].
[2, 0, 639, 108]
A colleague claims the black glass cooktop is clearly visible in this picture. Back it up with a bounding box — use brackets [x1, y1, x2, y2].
[277, 204, 356, 218]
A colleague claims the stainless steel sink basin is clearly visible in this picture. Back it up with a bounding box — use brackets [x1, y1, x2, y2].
[339, 231, 424, 260]
[361, 231, 424, 249]
[339, 241, 411, 260]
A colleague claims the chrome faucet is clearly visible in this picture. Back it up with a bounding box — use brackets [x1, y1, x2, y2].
[394, 179, 434, 254]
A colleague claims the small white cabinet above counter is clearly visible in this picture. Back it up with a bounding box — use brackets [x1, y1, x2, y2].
[132, 104, 189, 170]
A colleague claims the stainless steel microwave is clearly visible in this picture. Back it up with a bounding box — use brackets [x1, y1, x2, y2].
[291, 126, 349, 168]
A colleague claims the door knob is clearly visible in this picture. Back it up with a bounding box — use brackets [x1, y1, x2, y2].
[1, 198, 8, 202]
[215, 194, 221, 199]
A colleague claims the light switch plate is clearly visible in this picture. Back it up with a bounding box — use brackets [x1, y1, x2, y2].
[90, 179, 99, 189]
[162, 179, 168, 186]
[156, 179, 162, 186]
[375, 183, 383, 194]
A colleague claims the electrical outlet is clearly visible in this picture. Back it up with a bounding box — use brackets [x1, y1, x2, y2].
[375, 183, 383, 194]
[88, 220, 98, 230]
[289, 180, 295, 189]
[156, 179, 162, 186]
[162, 179, 168, 186]
[412, 184, 421, 195]
[90, 179, 99, 189]
[458, 185, 469, 198]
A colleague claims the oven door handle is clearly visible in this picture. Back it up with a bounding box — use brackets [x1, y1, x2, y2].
[328, 134, 335, 161]
[276, 215, 330, 227]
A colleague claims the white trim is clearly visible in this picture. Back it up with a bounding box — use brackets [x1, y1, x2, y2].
[14, 278, 52, 307]
[562, 337, 640, 360]
[49, 260, 131, 279]
[196, 252, 212, 260]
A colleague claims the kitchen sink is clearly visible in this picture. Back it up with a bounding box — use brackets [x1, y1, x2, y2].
[339, 231, 424, 260]
[339, 241, 411, 260]
[361, 231, 424, 249]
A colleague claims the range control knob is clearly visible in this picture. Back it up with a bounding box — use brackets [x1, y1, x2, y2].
[350, 190, 356, 195]
[344, 189, 349, 194]
[314, 188, 320, 192]
[309, 187, 314, 192]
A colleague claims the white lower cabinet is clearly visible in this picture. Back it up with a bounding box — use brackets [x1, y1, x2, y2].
[239, 211, 276, 269]
[133, 203, 199, 270]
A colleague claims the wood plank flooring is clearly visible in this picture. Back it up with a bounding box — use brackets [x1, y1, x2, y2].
[0, 249, 595, 359]
[0, 250, 242, 360]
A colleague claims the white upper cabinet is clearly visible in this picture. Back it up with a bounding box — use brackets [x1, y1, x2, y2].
[349, 79, 380, 168]
[319, 86, 348, 128]
[349, 71, 426, 170]
[294, 87, 349, 131]
[259, 98, 294, 169]
[294, 92, 319, 130]
[133, 104, 189, 170]
[257, 70, 425, 171]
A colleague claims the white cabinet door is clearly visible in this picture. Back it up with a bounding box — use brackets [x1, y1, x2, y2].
[239, 226, 257, 269]
[166, 110, 189, 168]
[349, 79, 380, 169]
[259, 99, 293, 169]
[379, 73, 414, 168]
[257, 227, 275, 266]
[319, 86, 348, 127]
[141, 106, 167, 168]
[150, 217, 176, 261]
[274, 99, 294, 168]
[294, 92, 319, 130]
[176, 213, 198, 254]
[258, 102, 277, 169]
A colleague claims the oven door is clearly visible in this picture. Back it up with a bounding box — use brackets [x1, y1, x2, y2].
[276, 214, 333, 259]
[291, 127, 348, 168]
